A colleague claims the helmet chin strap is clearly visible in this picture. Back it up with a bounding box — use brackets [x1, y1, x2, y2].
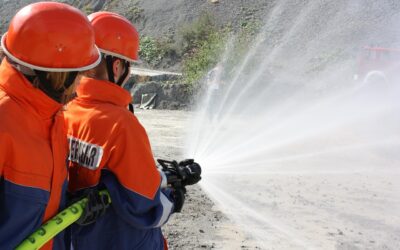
[105, 55, 130, 86]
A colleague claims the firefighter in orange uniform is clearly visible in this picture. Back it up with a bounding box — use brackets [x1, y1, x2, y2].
[0, 2, 101, 249]
[65, 12, 176, 250]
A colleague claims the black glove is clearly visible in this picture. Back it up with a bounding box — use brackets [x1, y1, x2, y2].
[178, 159, 202, 186]
[157, 159, 202, 188]
[76, 189, 110, 226]
[172, 187, 186, 213]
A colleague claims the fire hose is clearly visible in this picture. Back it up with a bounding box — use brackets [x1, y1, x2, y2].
[15, 159, 201, 250]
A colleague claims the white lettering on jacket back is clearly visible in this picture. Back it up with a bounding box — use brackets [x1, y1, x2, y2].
[68, 136, 103, 170]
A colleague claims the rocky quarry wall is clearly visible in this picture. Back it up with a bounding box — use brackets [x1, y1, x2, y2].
[129, 81, 195, 110]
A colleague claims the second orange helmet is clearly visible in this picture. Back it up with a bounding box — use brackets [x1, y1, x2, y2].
[88, 11, 140, 62]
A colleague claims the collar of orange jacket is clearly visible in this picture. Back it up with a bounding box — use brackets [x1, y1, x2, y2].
[0, 59, 62, 119]
[76, 77, 132, 107]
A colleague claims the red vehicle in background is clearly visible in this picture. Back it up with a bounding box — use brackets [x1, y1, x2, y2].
[354, 47, 400, 83]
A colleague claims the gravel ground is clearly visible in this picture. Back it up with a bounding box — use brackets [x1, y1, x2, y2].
[135, 109, 400, 250]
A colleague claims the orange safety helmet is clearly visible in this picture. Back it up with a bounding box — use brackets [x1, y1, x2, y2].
[88, 11, 140, 62]
[1, 2, 101, 72]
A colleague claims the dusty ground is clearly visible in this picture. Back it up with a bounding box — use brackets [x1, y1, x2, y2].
[136, 109, 400, 250]
[135, 109, 261, 250]
[202, 173, 400, 250]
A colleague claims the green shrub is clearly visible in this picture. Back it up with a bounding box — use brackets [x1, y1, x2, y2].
[139, 36, 163, 66]
[179, 12, 217, 55]
[180, 12, 227, 84]
[182, 16, 262, 85]
[139, 36, 179, 67]
[127, 5, 144, 22]
[140, 12, 262, 86]
[182, 31, 226, 84]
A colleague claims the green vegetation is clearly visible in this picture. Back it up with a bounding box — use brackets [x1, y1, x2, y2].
[182, 16, 262, 85]
[180, 13, 227, 84]
[139, 36, 164, 66]
[139, 36, 179, 68]
[127, 4, 144, 22]
[182, 31, 226, 84]
[179, 13, 217, 54]
[139, 12, 262, 86]
[103, 0, 118, 11]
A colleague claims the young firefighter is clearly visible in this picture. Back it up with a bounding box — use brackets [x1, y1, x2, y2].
[0, 2, 101, 249]
[64, 12, 201, 249]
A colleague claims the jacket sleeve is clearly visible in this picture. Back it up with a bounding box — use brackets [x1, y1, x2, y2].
[102, 115, 174, 228]
[101, 170, 174, 228]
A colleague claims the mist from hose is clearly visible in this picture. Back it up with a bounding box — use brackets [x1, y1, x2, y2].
[185, 1, 400, 249]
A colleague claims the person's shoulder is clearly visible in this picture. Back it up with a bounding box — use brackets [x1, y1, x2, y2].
[114, 106, 139, 123]
[0, 90, 24, 122]
[95, 107, 139, 135]
[101, 106, 144, 133]
[0, 92, 32, 136]
[66, 99, 128, 121]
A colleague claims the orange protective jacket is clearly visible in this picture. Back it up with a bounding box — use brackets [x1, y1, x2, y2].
[0, 59, 68, 249]
[64, 77, 173, 250]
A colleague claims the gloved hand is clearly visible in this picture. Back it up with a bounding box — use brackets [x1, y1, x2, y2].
[76, 189, 110, 226]
[172, 187, 186, 213]
[178, 159, 202, 186]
